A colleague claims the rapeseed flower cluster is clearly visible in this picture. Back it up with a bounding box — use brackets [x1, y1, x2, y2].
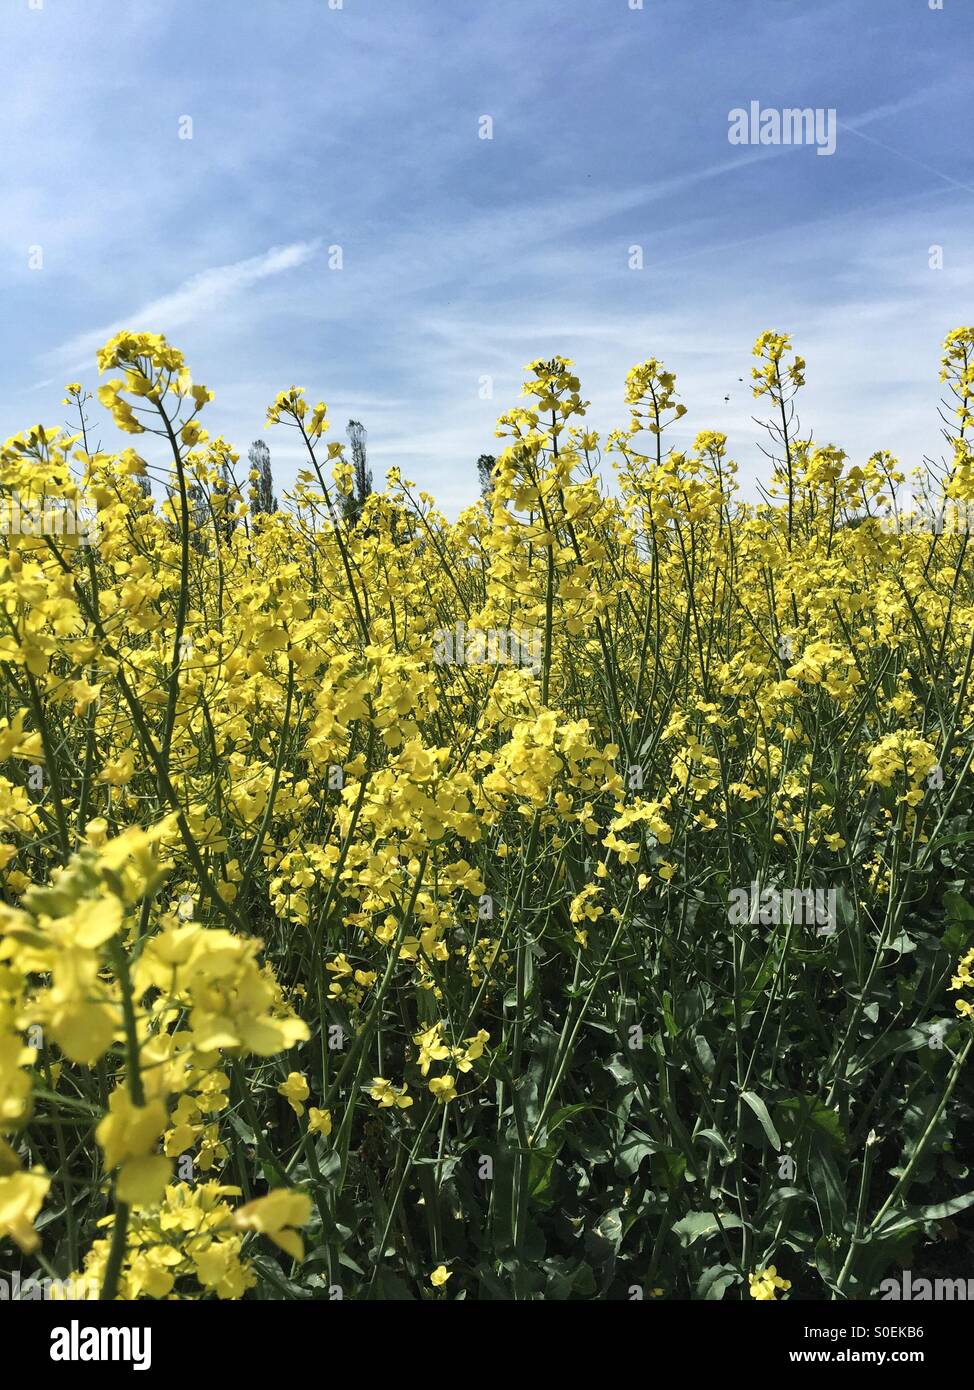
[0, 326, 972, 1299]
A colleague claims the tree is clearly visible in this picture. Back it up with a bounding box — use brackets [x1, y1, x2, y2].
[248, 440, 277, 517]
[477, 453, 497, 498]
[215, 456, 239, 543]
[187, 480, 209, 552]
[342, 419, 373, 527]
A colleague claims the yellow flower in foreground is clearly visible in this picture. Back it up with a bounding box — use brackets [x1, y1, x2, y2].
[430, 1264, 452, 1287]
[278, 1072, 310, 1117]
[748, 1265, 791, 1301]
[95, 1089, 171, 1205]
[308, 1106, 332, 1137]
[456, 1029, 489, 1072]
[232, 1188, 312, 1261]
[428, 1074, 457, 1104]
[97, 748, 137, 787]
[951, 949, 974, 992]
[368, 1077, 413, 1109]
[950, 949, 974, 1016]
[0, 1168, 50, 1252]
[414, 1023, 451, 1076]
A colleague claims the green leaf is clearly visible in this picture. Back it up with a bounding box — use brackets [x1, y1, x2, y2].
[671, 1210, 744, 1247]
[649, 1148, 687, 1189]
[943, 891, 974, 921]
[845, 1027, 929, 1077]
[885, 931, 917, 956]
[874, 1189, 974, 1238]
[776, 1095, 846, 1149]
[694, 1035, 716, 1075]
[696, 1263, 741, 1299]
[695, 1127, 735, 1164]
[616, 1130, 657, 1177]
[528, 1147, 559, 1205]
[543, 1256, 596, 1299]
[741, 1090, 781, 1151]
[545, 1103, 595, 1137]
[808, 1131, 847, 1237]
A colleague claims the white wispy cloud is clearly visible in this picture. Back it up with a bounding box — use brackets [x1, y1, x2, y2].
[44, 240, 322, 371]
[5, 0, 969, 513]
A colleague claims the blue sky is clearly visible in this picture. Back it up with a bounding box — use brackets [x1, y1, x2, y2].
[1, 0, 971, 512]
